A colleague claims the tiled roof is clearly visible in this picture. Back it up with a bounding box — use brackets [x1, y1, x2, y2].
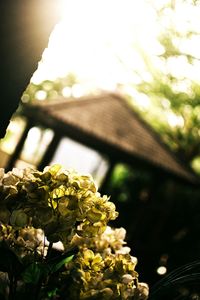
[23, 93, 198, 184]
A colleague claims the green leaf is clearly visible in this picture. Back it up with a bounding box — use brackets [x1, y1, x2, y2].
[48, 288, 58, 298]
[22, 262, 42, 284]
[49, 254, 74, 273]
[24, 254, 75, 284]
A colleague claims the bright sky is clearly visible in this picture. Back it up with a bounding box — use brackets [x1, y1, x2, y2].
[31, 0, 200, 87]
[30, 0, 200, 128]
[31, 0, 163, 90]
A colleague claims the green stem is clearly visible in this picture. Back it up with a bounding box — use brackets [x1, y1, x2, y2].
[46, 242, 53, 260]
[35, 279, 43, 300]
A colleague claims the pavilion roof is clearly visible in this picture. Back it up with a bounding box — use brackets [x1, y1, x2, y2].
[22, 93, 198, 184]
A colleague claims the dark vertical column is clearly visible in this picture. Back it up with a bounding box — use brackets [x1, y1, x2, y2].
[5, 120, 33, 171]
[99, 161, 115, 194]
[37, 133, 63, 171]
[0, 1, 60, 138]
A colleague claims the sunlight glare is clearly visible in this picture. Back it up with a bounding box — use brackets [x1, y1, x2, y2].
[35, 90, 47, 101]
[167, 113, 184, 128]
[62, 86, 72, 98]
[31, 0, 160, 93]
[30, 0, 200, 118]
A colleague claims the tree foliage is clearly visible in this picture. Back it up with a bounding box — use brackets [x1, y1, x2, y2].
[130, 1, 200, 172]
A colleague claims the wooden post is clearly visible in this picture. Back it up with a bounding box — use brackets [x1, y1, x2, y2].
[37, 133, 62, 171]
[5, 120, 32, 171]
[99, 161, 115, 194]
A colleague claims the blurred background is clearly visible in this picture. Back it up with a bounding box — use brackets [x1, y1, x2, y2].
[1, 0, 200, 290]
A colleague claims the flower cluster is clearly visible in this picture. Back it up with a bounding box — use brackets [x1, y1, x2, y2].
[68, 227, 148, 300]
[0, 165, 118, 246]
[0, 165, 148, 300]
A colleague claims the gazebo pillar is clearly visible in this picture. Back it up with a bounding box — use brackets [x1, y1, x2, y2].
[37, 132, 63, 171]
[5, 120, 33, 172]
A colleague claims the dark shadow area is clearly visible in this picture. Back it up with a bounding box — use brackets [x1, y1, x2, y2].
[102, 163, 200, 287]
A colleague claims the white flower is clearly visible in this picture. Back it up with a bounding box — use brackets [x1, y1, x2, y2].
[116, 246, 131, 255]
[122, 274, 134, 284]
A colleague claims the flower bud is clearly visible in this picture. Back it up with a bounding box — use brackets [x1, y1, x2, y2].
[10, 210, 28, 228]
[122, 274, 134, 284]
